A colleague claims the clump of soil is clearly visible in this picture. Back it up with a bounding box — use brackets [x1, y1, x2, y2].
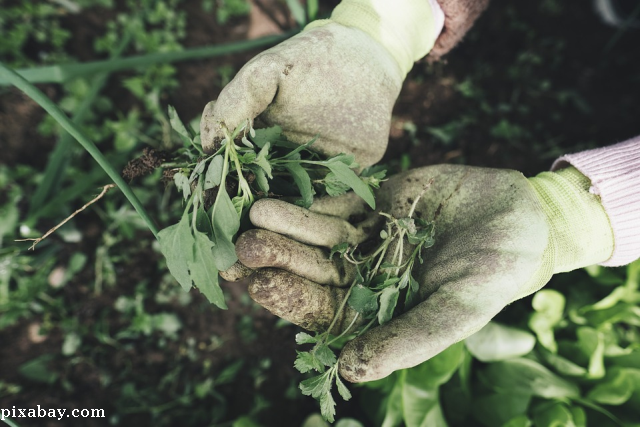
[122, 148, 169, 181]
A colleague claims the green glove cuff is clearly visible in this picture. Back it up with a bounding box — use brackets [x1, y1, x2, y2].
[529, 167, 614, 274]
[306, 0, 442, 78]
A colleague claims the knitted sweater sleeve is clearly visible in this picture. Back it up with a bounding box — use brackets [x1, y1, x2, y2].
[552, 136, 640, 267]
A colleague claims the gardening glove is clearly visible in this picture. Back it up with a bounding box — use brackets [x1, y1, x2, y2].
[234, 164, 614, 382]
[200, 0, 445, 168]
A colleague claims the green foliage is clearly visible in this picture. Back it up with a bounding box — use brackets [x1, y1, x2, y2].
[159, 111, 382, 309]
[295, 195, 436, 420]
[360, 259, 640, 427]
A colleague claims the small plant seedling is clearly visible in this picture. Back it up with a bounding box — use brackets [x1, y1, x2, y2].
[159, 106, 386, 309]
[294, 193, 436, 422]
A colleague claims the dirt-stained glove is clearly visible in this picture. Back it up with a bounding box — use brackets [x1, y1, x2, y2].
[200, 0, 444, 168]
[234, 164, 614, 382]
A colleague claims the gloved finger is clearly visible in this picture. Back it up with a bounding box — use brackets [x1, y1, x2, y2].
[308, 191, 369, 220]
[219, 261, 253, 282]
[248, 268, 362, 334]
[249, 197, 379, 249]
[236, 229, 356, 287]
[200, 52, 284, 153]
[338, 278, 516, 383]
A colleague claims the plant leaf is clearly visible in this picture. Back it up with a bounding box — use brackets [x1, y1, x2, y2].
[168, 105, 193, 145]
[253, 142, 273, 178]
[378, 287, 399, 325]
[211, 187, 239, 270]
[325, 160, 375, 209]
[320, 390, 337, 423]
[348, 285, 379, 317]
[251, 125, 281, 148]
[294, 351, 325, 373]
[158, 211, 195, 292]
[335, 374, 352, 401]
[204, 155, 223, 190]
[314, 344, 337, 367]
[188, 231, 227, 309]
[296, 332, 318, 345]
[465, 322, 536, 362]
[284, 162, 314, 208]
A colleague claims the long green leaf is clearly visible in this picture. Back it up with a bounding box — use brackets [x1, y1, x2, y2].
[0, 32, 296, 85]
[0, 62, 159, 238]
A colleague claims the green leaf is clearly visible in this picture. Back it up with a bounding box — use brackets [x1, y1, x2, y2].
[587, 368, 634, 405]
[380, 372, 404, 427]
[539, 349, 587, 377]
[529, 289, 565, 353]
[315, 344, 337, 367]
[158, 212, 195, 292]
[335, 375, 352, 401]
[501, 415, 532, 427]
[204, 155, 223, 190]
[253, 142, 273, 178]
[329, 242, 349, 260]
[532, 402, 577, 427]
[348, 285, 378, 317]
[188, 231, 227, 309]
[320, 390, 337, 423]
[324, 172, 351, 197]
[284, 162, 315, 208]
[480, 358, 580, 399]
[251, 166, 270, 193]
[465, 322, 536, 362]
[19, 355, 58, 384]
[325, 160, 375, 209]
[402, 382, 446, 427]
[407, 342, 465, 389]
[378, 287, 399, 325]
[577, 326, 605, 379]
[471, 393, 531, 427]
[174, 172, 191, 200]
[189, 159, 206, 183]
[295, 351, 325, 373]
[168, 105, 193, 145]
[251, 125, 281, 148]
[300, 371, 331, 398]
[286, 0, 306, 25]
[211, 187, 240, 271]
[296, 332, 318, 345]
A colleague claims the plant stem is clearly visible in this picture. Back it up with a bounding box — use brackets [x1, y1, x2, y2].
[0, 62, 159, 239]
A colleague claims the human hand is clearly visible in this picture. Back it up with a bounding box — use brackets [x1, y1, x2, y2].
[234, 164, 614, 382]
[200, 0, 444, 169]
[429, 0, 490, 60]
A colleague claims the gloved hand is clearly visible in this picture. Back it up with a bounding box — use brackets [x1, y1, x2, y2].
[234, 164, 614, 382]
[200, 0, 444, 168]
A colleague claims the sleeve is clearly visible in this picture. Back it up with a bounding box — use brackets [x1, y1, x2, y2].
[552, 136, 640, 267]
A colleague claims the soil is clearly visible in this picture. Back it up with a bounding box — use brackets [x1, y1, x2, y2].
[0, 0, 638, 426]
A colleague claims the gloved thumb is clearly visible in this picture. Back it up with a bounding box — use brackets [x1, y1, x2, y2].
[200, 54, 283, 153]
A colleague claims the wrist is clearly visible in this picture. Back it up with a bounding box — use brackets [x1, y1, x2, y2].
[307, 0, 445, 78]
[528, 167, 614, 273]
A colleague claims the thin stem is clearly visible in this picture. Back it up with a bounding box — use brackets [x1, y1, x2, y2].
[0, 63, 159, 238]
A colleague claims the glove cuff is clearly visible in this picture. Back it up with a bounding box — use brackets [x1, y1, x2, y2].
[528, 167, 614, 274]
[307, 0, 445, 78]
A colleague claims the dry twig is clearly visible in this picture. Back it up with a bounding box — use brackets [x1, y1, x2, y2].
[16, 184, 116, 250]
